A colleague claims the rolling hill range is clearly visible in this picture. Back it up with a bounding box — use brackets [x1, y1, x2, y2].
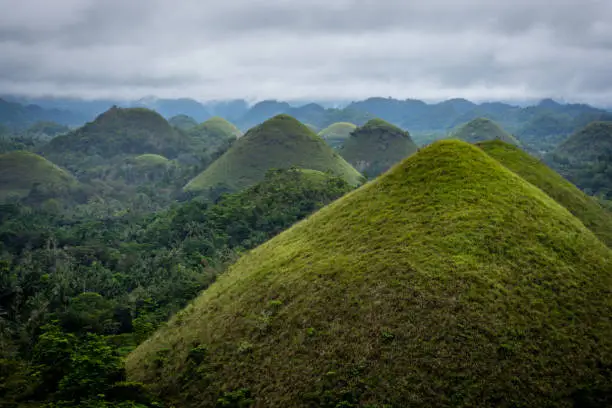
[451, 118, 520, 145]
[169, 114, 198, 130]
[318, 122, 357, 148]
[339, 118, 418, 177]
[128, 140, 612, 407]
[479, 140, 612, 247]
[548, 121, 612, 199]
[40, 106, 193, 166]
[0, 151, 77, 201]
[184, 114, 362, 194]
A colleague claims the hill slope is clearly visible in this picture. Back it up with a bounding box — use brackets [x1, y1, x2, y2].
[452, 117, 520, 145]
[339, 118, 418, 177]
[0, 151, 76, 200]
[318, 122, 357, 148]
[187, 116, 242, 153]
[184, 115, 362, 193]
[479, 140, 612, 247]
[128, 140, 612, 407]
[169, 114, 198, 130]
[42, 107, 191, 162]
[548, 121, 612, 199]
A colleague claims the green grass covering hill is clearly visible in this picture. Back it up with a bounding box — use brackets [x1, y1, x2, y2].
[452, 117, 520, 145]
[318, 122, 357, 148]
[0, 151, 76, 201]
[128, 140, 612, 407]
[548, 122, 612, 199]
[184, 114, 362, 194]
[479, 140, 612, 247]
[169, 114, 198, 131]
[129, 154, 170, 167]
[339, 118, 418, 177]
[187, 116, 242, 155]
[42, 107, 191, 162]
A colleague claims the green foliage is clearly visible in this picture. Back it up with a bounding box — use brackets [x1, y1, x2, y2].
[548, 121, 612, 199]
[339, 118, 418, 177]
[128, 141, 612, 407]
[216, 389, 254, 408]
[184, 114, 362, 194]
[318, 122, 357, 149]
[451, 117, 520, 145]
[169, 114, 198, 131]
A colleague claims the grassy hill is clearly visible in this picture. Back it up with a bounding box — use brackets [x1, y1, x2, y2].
[548, 122, 612, 199]
[339, 118, 418, 177]
[128, 140, 612, 407]
[184, 114, 362, 194]
[452, 117, 520, 145]
[318, 122, 357, 148]
[0, 151, 76, 201]
[169, 114, 198, 131]
[41, 107, 191, 162]
[479, 140, 612, 247]
[187, 116, 242, 155]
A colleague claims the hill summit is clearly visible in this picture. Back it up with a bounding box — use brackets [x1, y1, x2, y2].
[339, 118, 418, 177]
[187, 116, 242, 154]
[128, 140, 612, 407]
[318, 122, 357, 148]
[0, 151, 76, 201]
[184, 114, 362, 193]
[42, 107, 191, 162]
[452, 117, 520, 145]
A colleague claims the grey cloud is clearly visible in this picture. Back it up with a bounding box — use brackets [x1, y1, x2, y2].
[0, 0, 611, 103]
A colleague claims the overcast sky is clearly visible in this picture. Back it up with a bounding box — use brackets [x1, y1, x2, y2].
[1, 0, 611, 104]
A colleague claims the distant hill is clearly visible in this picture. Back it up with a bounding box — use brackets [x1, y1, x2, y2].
[548, 122, 612, 199]
[0, 98, 85, 129]
[184, 114, 362, 194]
[0, 151, 77, 201]
[41, 107, 192, 164]
[187, 117, 242, 155]
[479, 140, 612, 247]
[339, 118, 418, 177]
[318, 122, 357, 148]
[128, 140, 612, 407]
[169, 114, 198, 131]
[132, 98, 211, 122]
[451, 118, 520, 145]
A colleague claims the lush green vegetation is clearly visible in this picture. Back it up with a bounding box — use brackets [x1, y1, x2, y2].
[186, 117, 242, 158]
[128, 140, 612, 407]
[184, 114, 363, 194]
[0, 167, 353, 407]
[0, 151, 78, 202]
[339, 118, 418, 177]
[318, 122, 357, 149]
[479, 140, 612, 247]
[548, 122, 612, 199]
[169, 114, 198, 131]
[451, 117, 520, 145]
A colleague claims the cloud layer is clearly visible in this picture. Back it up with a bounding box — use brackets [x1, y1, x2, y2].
[1, 0, 611, 104]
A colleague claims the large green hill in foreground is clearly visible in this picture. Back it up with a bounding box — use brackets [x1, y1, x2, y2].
[479, 140, 612, 247]
[452, 117, 520, 145]
[339, 118, 418, 177]
[128, 140, 612, 407]
[0, 151, 76, 201]
[184, 114, 362, 194]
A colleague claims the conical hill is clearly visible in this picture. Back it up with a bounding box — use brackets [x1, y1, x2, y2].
[318, 122, 357, 148]
[479, 140, 612, 247]
[452, 117, 520, 145]
[128, 140, 612, 407]
[0, 151, 76, 201]
[184, 114, 362, 193]
[339, 118, 418, 177]
[187, 116, 242, 154]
